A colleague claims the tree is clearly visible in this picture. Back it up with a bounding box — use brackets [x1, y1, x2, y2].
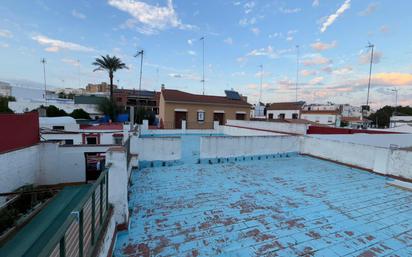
[46, 105, 68, 117]
[0, 96, 14, 113]
[368, 105, 412, 128]
[92, 55, 127, 102]
[135, 106, 156, 125]
[97, 97, 119, 122]
[70, 108, 91, 119]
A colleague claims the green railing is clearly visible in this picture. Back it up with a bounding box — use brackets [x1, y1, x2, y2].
[39, 170, 109, 257]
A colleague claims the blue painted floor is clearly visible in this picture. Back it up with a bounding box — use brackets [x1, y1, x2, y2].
[114, 154, 412, 256]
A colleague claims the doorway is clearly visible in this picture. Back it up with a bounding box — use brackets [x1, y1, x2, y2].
[85, 152, 106, 181]
[213, 112, 225, 125]
[174, 111, 187, 129]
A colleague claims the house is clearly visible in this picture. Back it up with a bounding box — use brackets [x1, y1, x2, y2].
[113, 89, 159, 114]
[85, 82, 115, 93]
[341, 116, 371, 129]
[0, 81, 12, 97]
[266, 101, 305, 120]
[301, 110, 341, 126]
[159, 88, 251, 129]
[251, 102, 266, 119]
[390, 115, 412, 128]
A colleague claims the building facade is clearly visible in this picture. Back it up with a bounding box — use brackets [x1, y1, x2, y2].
[301, 110, 341, 126]
[85, 82, 115, 93]
[266, 101, 305, 120]
[113, 89, 159, 114]
[0, 81, 12, 97]
[159, 89, 251, 129]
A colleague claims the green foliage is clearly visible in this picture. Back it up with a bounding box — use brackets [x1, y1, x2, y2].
[135, 106, 156, 125]
[70, 108, 91, 119]
[368, 105, 412, 128]
[0, 96, 15, 113]
[58, 92, 75, 99]
[46, 105, 68, 117]
[97, 97, 119, 121]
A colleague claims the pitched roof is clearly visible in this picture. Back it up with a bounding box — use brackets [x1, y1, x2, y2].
[267, 101, 305, 110]
[301, 110, 340, 115]
[161, 89, 250, 107]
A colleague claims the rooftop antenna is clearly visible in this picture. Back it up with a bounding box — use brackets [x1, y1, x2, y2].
[366, 42, 374, 106]
[295, 45, 300, 102]
[199, 36, 205, 95]
[258, 64, 263, 104]
[41, 58, 47, 105]
[134, 50, 144, 91]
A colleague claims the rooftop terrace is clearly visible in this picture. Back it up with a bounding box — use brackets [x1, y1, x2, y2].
[114, 155, 412, 256]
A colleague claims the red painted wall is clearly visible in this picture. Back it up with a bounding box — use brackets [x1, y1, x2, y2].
[0, 112, 40, 153]
[307, 126, 399, 135]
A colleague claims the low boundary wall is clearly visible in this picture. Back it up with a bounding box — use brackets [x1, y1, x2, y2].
[226, 120, 308, 135]
[130, 136, 181, 161]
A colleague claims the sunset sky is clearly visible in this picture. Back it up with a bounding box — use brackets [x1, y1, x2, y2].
[0, 0, 411, 107]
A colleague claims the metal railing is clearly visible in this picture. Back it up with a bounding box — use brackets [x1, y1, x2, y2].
[40, 170, 109, 257]
[124, 137, 132, 168]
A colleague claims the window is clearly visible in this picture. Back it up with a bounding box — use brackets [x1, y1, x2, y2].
[278, 113, 285, 120]
[328, 116, 333, 123]
[197, 111, 205, 122]
[113, 137, 123, 145]
[236, 113, 246, 120]
[292, 113, 298, 119]
[86, 136, 97, 145]
[65, 139, 74, 145]
[268, 113, 274, 119]
[52, 125, 64, 130]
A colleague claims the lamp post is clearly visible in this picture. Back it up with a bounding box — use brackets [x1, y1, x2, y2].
[389, 88, 399, 115]
[41, 58, 47, 105]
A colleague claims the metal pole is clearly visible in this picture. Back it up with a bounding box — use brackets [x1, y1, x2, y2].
[77, 59, 81, 88]
[258, 64, 263, 104]
[200, 36, 205, 95]
[139, 50, 144, 91]
[41, 58, 47, 105]
[295, 45, 299, 102]
[366, 43, 374, 106]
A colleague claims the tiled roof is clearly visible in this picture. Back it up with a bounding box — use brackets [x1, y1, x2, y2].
[161, 89, 250, 107]
[267, 101, 305, 110]
[301, 110, 340, 115]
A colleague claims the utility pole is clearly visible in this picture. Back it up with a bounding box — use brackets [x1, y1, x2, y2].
[41, 58, 47, 105]
[134, 50, 144, 91]
[366, 42, 374, 106]
[200, 36, 205, 95]
[258, 64, 263, 104]
[295, 45, 300, 102]
[390, 88, 399, 115]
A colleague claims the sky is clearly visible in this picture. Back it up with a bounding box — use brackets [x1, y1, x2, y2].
[0, 0, 412, 108]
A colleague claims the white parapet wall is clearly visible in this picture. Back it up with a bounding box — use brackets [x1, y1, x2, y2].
[300, 136, 412, 180]
[221, 125, 284, 136]
[226, 120, 308, 135]
[200, 135, 300, 159]
[130, 136, 181, 161]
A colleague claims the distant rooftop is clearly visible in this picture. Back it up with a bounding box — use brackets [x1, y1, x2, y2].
[267, 101, 305, 111]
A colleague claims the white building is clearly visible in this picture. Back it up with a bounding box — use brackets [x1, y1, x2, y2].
[301, 110, 341, 126]
[390, 116, 412, 128]
[251, 102, 266, 119]
[266, 101, 305, 120]
[0, 81, 12, 96]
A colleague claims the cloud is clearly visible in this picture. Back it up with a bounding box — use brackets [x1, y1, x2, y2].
[279, 7, 301, 14]
[320, 0, 351, 33]
[312, 0, 320, 7]
[286, 30, 297, 41]
[251, 27, 260, 35]
[32, 35, 95, 52]
[372, 73, 412, 86]
[187, 50, 196, 56]
[61, 58, 80, 67]
[359, 3, 378, 16]
[0, 29, 12, 38]
[332, 66, 353, 75]
[380, 25, 390, 34]
[168, 72, 200, 81]
[71, 9, 86, 19]
[108, 0, 195, 35]
[359, 50, 382, 64]
[0, 42, 9, 48]
[301, 70, 318, 77]
[309, 76, 324, 85]
[187, 39, 193, 45]
[239, 17, 256, 26]
[246, 46, 278, 59]
[311, 40, 337, 51]
[243, 1, 255, 14]
[302, 54, 331, 66]
[223, 37, 233, 45]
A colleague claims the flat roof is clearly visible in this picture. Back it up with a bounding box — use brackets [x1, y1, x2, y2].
[114, 155, 412, 256]
[0, 184, 91, 257]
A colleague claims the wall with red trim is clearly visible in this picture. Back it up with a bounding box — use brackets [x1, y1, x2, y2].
[307, 126, 399, 135]
[0, 112, 40, 153]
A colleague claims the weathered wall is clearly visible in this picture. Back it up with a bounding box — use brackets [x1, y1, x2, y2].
[0, 145, 40, 203]
[0, 112, 39, 153]
[200, 135, 300, 159]
[130, 136, 181, 161]
[226, 120, 308, 135]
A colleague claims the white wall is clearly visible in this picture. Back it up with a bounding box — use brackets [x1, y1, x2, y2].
[200, 135, 300, 159]
[130, 136, 181, 161]
[311, 134, 412, 148]
[221, 125, 284, 136]
[0, 145, 40, 204]
[266, 110, 299, 119]
[301, 113, 337, 125]
[226, 120, 308, 135]
[9, 101, 101, 116]
[41, 133, 83, 144]
[140, 128, 218, 136]
[387, 150, 412, 178]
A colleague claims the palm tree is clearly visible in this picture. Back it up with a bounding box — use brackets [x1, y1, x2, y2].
[92, 55, 127, 101]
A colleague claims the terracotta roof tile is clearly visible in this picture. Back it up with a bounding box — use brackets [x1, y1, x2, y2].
[301, 110, 340, 115]
[267, 101, 305, 110]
